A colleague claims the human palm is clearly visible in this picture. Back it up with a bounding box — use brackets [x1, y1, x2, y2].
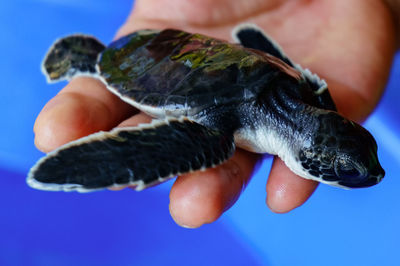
[34, 0, 396, 227]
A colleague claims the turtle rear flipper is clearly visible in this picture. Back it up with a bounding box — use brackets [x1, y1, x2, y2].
[232, 23, 293, 66]
[233, 24, 336, 111]
[27, 118, 235, 192]
[42, 35, 105, 83]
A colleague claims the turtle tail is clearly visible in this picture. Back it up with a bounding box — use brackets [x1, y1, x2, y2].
[42, 35, 106, 83]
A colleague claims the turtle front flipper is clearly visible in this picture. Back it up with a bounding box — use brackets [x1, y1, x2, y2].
[27, 118, 235, 192]
[42, 35, 105, 83]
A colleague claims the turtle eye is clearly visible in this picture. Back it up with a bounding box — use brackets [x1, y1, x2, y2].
[334, 158, 361, 178]
[336, 167, 360, 178]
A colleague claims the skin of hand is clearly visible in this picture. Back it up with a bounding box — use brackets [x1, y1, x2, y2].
[385, 0, 400, 44]
[34, 0, 396, 228]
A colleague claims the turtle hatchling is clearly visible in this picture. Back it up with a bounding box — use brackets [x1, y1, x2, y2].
[27, 24, 385, 192]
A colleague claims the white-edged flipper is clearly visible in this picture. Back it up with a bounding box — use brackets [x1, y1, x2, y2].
[27, 118, 235, 192]
[232, 23, 293, 66]
[42, 35, 105, 83]
[233, 23, 334, 109]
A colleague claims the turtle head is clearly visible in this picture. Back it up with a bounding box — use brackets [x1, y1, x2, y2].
[297, 111, 384, 188]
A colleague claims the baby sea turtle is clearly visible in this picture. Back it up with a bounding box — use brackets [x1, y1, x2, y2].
[27, 24, 385, 192]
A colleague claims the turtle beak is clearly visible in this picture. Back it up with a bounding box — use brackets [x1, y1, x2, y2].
[338, 163, 384, 188]
[370, 162, 385, 184]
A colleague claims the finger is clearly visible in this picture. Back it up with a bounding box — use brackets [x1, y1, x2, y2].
[117, 111, 153, 128]
[266, 157, 318, 213]
[34, 77, 135, 152]
[169, 149, 260, 228]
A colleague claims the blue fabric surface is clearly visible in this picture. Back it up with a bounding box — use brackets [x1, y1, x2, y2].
[1, 0, 400, 265]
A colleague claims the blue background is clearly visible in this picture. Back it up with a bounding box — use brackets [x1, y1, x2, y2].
[1, 1, 399, 265]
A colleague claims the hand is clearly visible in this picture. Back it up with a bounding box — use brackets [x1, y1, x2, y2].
[34, 0, 396, 227]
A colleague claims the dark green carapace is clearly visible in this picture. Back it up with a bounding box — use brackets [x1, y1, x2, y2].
[98, 29, 303, 110]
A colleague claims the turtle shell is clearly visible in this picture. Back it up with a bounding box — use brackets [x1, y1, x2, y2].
[97, 29, 303, 114]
